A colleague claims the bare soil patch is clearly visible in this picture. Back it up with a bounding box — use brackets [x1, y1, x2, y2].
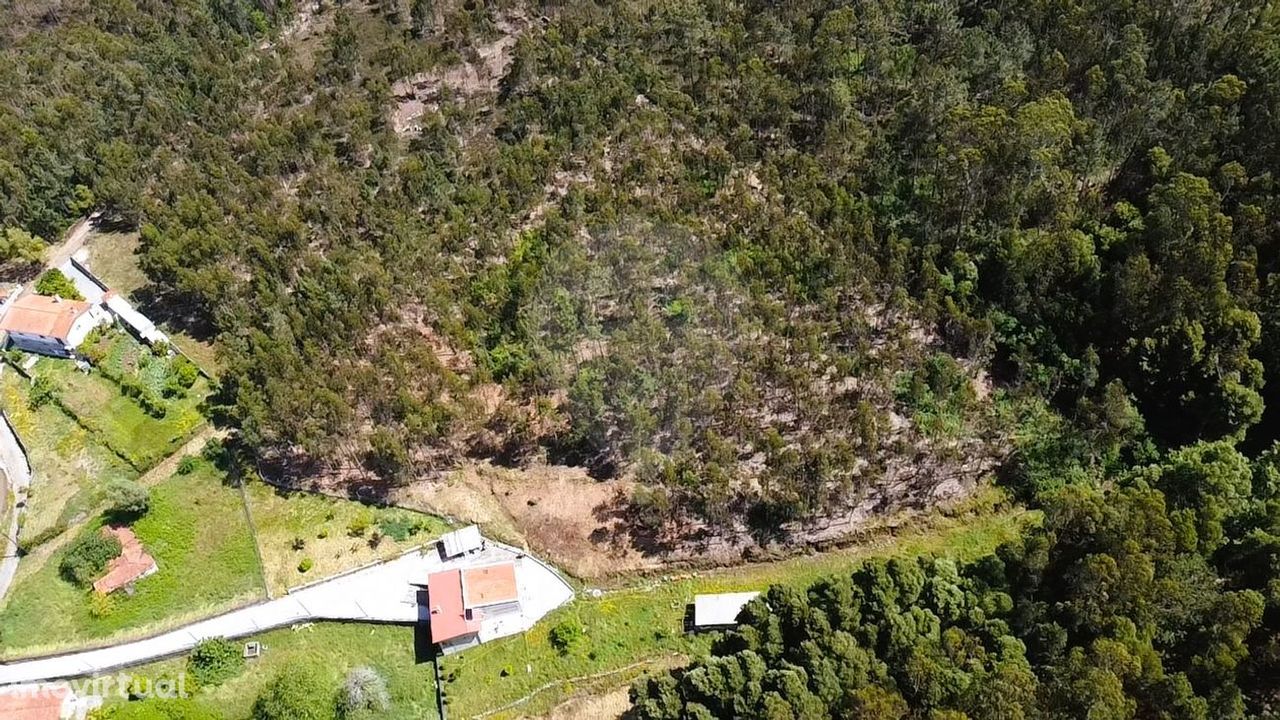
[393, 461, 660, 579]
[390, 10, 534, 136]
[531, 686, 631, 720]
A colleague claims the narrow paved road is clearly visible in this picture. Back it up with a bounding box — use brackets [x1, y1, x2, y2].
[0, 402, 33, 605]
[41, 213, 98, 272]
[0, 465, 21, 603]
[0, 537, 574, 685]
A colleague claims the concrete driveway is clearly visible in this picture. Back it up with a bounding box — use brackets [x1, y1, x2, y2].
[0, 537, 574, 685]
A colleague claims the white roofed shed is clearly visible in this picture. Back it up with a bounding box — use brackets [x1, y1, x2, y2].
[439, 525, 484, 558]
[692, 591, 761, 630]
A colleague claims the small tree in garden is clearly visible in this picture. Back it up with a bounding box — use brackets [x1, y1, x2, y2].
[549, 617, 585, 655]
[28, 375, 58, 409]
[33, 269, 84, 300]
[104, 479, 151, 522]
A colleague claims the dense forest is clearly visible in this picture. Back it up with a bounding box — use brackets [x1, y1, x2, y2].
[632, 440, 1280, 718]
[8, 0, 1280, 716]
[6, 0, 1280, 581]
[4, 0, 1280, 537]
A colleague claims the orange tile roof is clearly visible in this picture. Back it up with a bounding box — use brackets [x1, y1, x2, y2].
[427, 562, 521, 644]
[0, 686, 68, 720]
[426, 569, 480, 643]
[0, 294, 94, 340]
[462, 563, 518, 607]
[93, 526, 156, 594]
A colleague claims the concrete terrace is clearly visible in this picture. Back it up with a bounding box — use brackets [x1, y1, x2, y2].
[0, 537, 574, 685]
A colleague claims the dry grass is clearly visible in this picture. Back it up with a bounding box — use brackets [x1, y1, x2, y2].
[0, 368, 137, 546]
[245, 480, 452, 596]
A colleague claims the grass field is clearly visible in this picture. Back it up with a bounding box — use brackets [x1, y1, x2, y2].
[440, 501, 1036, 719]
[0, 368, 138, 547]
[30, 352, 209, 470]
[0, 459, 264, 657]
[83, 229, 221, 374]
[245, 480, 452, 596]
[111, 623, 439, 720]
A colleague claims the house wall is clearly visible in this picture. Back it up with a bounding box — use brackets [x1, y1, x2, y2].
[7, 331, 73, 358]
[438, 632, 481, 655]
[65, 306, 111, 349]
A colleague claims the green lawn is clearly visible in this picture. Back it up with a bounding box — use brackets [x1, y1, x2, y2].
[440, 502, 1036, 719]
[29, 345, 210, 470]
[245, 480, 452, 596]
[0, 368, 137, 547]
[111, 623, 439, 720]
[0, 459, 264, 657]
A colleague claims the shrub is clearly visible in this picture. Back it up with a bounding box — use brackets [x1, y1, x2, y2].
[298, 557, 314, 573]
[252, 664, 336, 720]
[104, 479, 151, 522]
[376, 514, 422, 542]
[28, 375, 58, 409]
[34, 269, 84, 300]
[59, 530, 122, 588]
[176, 455, 199, 475]
[549, 618, 585, 655]
[187, 637, 245, 687]
[347, 513, 372, 537]
[88, 591, 116, 618]
[338, 666, 390, 716]
[171, 355, 199, 387]
[291, 537, 306, 551]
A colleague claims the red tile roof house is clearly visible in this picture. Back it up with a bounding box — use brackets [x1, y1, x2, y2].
[426, 563, 521, 654]
[0, 293, 112, 358]
[0, 684, 80, 720]
[93, 526, 157, 595]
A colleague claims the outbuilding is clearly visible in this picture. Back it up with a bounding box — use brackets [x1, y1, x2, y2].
[438, 525, 484, 559]
[690, 591, 761, 632]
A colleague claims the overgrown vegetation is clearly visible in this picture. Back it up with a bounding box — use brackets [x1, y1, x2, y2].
[188, 637, 245, 688]
[33, 269, 83, 300]
[58, 529, 121, 588]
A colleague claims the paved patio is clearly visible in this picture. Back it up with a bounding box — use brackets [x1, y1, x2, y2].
[0, 537, 574, 685]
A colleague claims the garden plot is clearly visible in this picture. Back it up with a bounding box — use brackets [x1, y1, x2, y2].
[0, 458, 264, 657]
[27, 328, 210, 470]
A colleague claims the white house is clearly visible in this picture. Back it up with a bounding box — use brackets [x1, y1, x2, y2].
[0, 293, 112, 358]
